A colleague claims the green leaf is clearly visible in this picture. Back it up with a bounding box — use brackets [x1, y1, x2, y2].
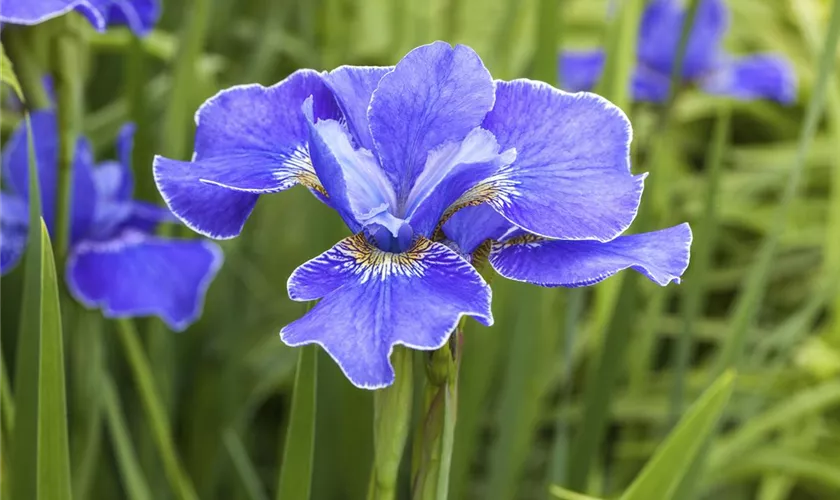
[0, 43, 24, 101]
[223, 428, 269, 500]
[36, 221, 73, 500]
[103, 375, 153, 500]
[9, 185, 72, 500]
[276, 345, 318, 500]
[618, 371, 736, 500]
[115, 319, 199, 500]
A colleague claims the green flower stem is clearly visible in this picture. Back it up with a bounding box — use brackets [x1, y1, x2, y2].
[411, 334, 460, 500]
[52, 15, 85, 265]
[4, 30, 52, 109]
[370, 346, 414, 500]
[115, 319, 199, 500]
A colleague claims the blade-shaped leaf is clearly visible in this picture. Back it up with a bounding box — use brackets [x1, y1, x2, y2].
[619, 371, 736, 500]
[0, 42, 24, 101]
[276, 345, 318, 500]
[36, 221, 73, 500]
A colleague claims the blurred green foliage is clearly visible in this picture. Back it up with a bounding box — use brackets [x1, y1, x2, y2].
[3, 0, 840, 499]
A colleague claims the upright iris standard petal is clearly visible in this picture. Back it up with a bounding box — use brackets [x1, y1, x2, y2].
[282, 234, 493, 389]
[322, 66, 394, 150]
[403, 128, 516, 237]
[701, 55, 796, 103]
[558, 50, 605, 93]
[304, 104, 398, 233]
[69, 138, 99, 244]
[1, 110, 59, 230]
[154, 70, 341, 239]
[489, 223, 692, 287]
[89, 0, 161, 36]
[442, 204, 515, 255]
[368, 42, 496, 201]
[0, 193, 29, 274]
[638, 0, 728, 78]
[475, 79, 644, 242]
[0, 0, 106, 29]
[66, 232, 223, 331]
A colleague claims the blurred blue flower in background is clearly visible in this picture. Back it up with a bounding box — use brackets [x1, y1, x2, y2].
[154, 41, 691, 389]
[0, 0, 160, 36]
[0, 111, 223, 331]
[560, 0, 796, 103]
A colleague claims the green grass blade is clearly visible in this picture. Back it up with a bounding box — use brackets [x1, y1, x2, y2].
[670, 103, 731, 422]
[224, 428, 270, 500]
[11, 114, 45, 500]
[276, 345, 318, 500]
[1, 340, 15, 443]
[115, 318, 199, 500]
[102, 374, 153, 500]
[531, 0, 560, 84]
[0, 42, 24, 101]
[35, 222, 73, 500]
[710, 0, 840, 379]
[618, 371, 736, 500]
[708, 380, 840, 470]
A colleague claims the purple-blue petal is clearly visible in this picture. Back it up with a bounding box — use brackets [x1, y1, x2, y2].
[66, 232, 223, 331]
[638, 0, 728, 79]
[153, 156, 260, 239]
[489, 223, 692, 287]
[0, 226, 27, 275]
[120, 201, 178, 234]
[368, 41, 496, 201]
[442, 203, 515, 255]
[282, 234, 493, 389]
[0, 193, 28, 226]
[558, 50, 605, 93]
[70, 138, 99, 244]
[631, 66, 671, 102]
[95, 0, 161, 36]
[701, 54, 796, 104]
[1, 110, 58, 230]
[0, 0, 106, 30]
[304, 103, 398, 233]
[154, 70, 341, 239]
[321, 65, 394, 150]
[404, 127, 516, 238]
[479, 79, 645, 242]
[0, 193, 29, 275]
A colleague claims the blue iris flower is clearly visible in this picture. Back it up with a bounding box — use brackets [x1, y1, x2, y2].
[559, 0, 796, 103]
[0, 0, 160, 36]
[1, 111, 223, 331]
[153, 41, 692, 389]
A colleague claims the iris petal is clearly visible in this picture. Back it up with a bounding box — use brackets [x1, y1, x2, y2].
[442, 204, 515, 255]
[283, 234, 492, 389]
[489, 223, 692, 287]
[304, 105, 397, 233]
[368, 41, 496, 201]
[701, 54, 796, 103]
[92, 0, 161, 36]
[2, 110, 58, 230]
[154, 70, 341, 239]
[0, 228, 27, 275]
[475, 79, 644, 242]
[66, 232, 223, 331]
[638, 0, 728, 79]
[70, 138, 99, 244]
[0, 193, 29, 275]
[0, 0, 106, 30]
[322, 65, 394, 150]
[558, 50, 605, 93]
[404, 127, 516, 237]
